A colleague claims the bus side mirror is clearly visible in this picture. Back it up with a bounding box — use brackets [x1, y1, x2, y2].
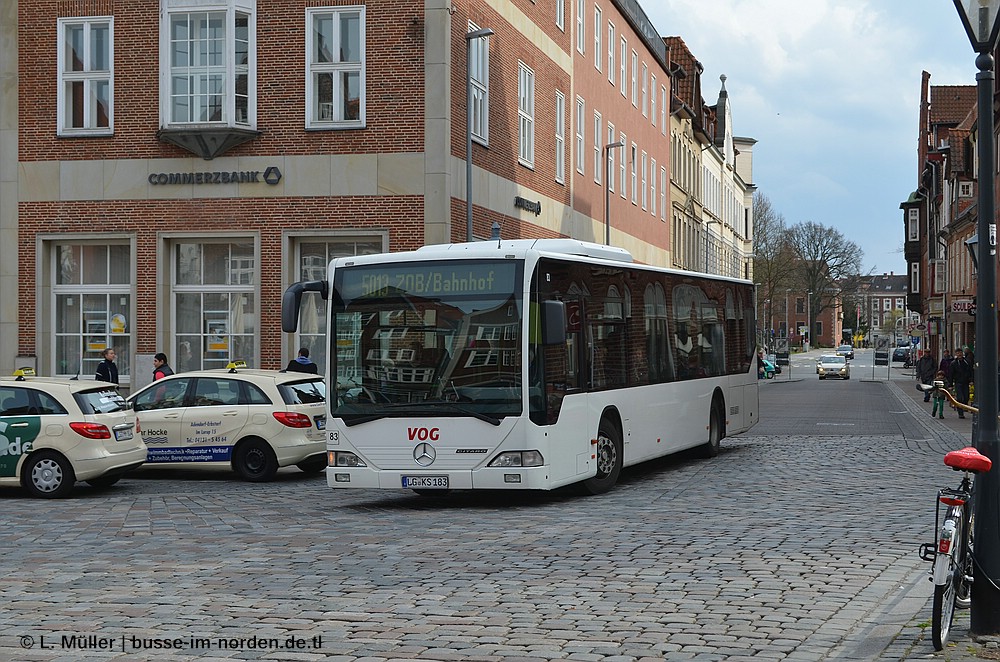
[541, 300, 567, 345]
[281, 280, 329, 333]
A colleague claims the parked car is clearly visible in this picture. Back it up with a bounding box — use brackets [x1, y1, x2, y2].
[836, 344, 855, 360]
[0, 370, 147, 498]
[127, 362, 327, 482]
[817, 355, 851, 380]
[892, 347, 910, 363]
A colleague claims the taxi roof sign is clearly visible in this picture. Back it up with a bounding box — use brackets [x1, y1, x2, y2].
[13, 367, 36, 380]
[226, 360, 247, 373]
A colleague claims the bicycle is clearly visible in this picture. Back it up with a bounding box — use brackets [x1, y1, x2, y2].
[917, 382, 993, 650]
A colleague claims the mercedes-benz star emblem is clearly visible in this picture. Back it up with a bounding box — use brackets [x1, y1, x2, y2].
[413, 443, 436, 466]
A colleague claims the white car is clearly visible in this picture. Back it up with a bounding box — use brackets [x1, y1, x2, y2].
[128, 363, 326, 482]
[817, 355, 851, 380]
[0, 370, 146, 498]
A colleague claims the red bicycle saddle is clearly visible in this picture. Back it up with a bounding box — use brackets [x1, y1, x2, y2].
[944, 447, 993, 473]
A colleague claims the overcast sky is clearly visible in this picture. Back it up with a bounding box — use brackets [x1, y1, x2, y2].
[642, 0, 977, 276]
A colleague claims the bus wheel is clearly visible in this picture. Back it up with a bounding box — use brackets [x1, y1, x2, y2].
[581, 420, 622, 495]
[699, 402, 723, 459]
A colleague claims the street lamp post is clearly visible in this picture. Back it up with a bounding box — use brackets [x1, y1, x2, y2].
[952, 0, 1000, 634]
[806, 291, 813, 351]
[785, 288, 791, 342]
[604, 141, 625, 245]
[466, 27, 494, 242]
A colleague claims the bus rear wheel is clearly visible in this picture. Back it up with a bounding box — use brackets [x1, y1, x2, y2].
[699, 402, 723, 458]
[581, 419, 622, 495]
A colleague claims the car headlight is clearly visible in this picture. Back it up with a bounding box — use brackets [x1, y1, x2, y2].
[488, 451, 544, 467]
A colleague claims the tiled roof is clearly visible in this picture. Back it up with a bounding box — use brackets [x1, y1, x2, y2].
[929, 85, 976, 124]
[665, 36, 699, 108]
[869, 274, 908, 294]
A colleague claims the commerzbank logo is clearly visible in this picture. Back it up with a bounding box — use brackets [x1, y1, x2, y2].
[147, 166, 283, 186]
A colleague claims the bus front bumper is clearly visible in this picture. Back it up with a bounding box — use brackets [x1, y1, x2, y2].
[326, 466, 553, 490]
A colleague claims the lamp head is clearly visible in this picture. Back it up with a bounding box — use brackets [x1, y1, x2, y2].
[954, 0, 1000, 52]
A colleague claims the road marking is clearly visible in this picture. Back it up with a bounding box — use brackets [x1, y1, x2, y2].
[816, 423, 856, 426]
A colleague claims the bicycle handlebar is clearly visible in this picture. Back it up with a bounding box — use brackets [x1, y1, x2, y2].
[919, 382, 978, 414]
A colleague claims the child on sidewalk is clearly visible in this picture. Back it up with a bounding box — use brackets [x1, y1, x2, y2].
[931, 370, 947, 419]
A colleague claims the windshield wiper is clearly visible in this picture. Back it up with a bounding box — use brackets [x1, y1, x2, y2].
[339, 401, 503, 427]
[421, 401, 502, 426]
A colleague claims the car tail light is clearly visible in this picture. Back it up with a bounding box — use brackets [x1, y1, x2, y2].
[272, 412, 313, 428]
[69, 422, 112, 439]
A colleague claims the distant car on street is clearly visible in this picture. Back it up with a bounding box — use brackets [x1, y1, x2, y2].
[760, 358, 777, 379]
[836, 344, 855, 360]
[892, 347, 910, 363]
[817, 355, 851, 380]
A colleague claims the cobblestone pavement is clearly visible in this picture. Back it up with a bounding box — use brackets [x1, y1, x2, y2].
[0, 376, 993, 661]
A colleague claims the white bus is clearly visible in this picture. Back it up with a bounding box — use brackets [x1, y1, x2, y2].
[282, 239, 759, 495]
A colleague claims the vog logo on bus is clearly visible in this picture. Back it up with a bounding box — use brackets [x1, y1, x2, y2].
[407, 427, 440, 442]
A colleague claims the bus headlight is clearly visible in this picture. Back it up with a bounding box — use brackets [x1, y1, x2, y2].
[329, 451, 367, 467]
[488, 450, 544, 468]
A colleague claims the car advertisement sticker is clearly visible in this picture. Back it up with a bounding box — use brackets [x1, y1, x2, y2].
[0, 418, 41, 477]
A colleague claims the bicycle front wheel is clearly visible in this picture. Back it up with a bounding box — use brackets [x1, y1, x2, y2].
[932, 510, 964, 650]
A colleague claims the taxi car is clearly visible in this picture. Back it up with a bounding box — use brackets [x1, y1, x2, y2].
[817, 354, 851, 380]
[127, 362, 326, 482]
[0, 369, 146, 498]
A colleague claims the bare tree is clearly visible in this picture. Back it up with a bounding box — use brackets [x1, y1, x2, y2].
[751, 193, 797, 337]
[786, 221, 864, 340]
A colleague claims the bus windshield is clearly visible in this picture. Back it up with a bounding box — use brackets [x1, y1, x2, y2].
[330, 259, 523, 424]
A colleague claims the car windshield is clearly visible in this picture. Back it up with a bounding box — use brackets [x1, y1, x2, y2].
[331, 259, 523, 423]
[75, 387, 128, 414]
[822, 356, 846, 365]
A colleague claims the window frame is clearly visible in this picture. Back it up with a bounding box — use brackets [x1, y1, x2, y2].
[57, 16, 114, 136]
[576, 0, 585, 54]
[593, 110, 602, 184]
[555, 91, 566, 184]
[594, 6, 602, 71]
[575, 96, 586, 175]
[467, 21, 490, 145]
[305, 6, 366, 129]
[607, 22, 615, 84]
[518, 61, 535, 167]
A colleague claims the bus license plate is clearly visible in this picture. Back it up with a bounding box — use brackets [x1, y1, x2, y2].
[315, 415, 326, 430]
[114, 427, 134, 442]
[402, 476, 448, 489]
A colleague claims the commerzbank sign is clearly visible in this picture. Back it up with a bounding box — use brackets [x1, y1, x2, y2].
[147, 166, 282, 186]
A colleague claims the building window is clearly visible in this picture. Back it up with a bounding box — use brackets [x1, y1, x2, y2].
[661, 85, 667, 135]
[959, 181, 973, 197]
[518, 62, 535, 166]
[57, 17, 113, 135]
[619, 132, 627, 198]
[907, 208, 919, 241]
[641, 63, 648, 116]
[593, 111, 602, 184]
[306, 7, 365, 128]
[296, 237, 383, 373]
[53, 243, 131, 380]
[641, 151, 648, 209]
[594, 6, 602, 71]
[164, 5, 255, 126]
[556, 0, 564, 30]
[630, 143, 637, 204]
[650, 157, 656, 216]
[555, 91, 566, 183]
[607, 122, 616, 193]
[608, 22, 615, 84]
[173, 240, 257, 371]
[468, 22, 490, 144]
[630, 50, 638, 106]
[576, 0, 585, 53]
[660, 166, 667, 219]
[575, 97, 585, 175]
[650, 73, 656, 125]
[619, 38, 627, 96]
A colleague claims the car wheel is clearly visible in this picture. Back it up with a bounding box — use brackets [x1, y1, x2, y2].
[86, 475, 122, 489]
[23, 451, 75, 499]
[819, 375, 825, 380]
[233, 438, 279, 482]
[295, 456, 327, 474]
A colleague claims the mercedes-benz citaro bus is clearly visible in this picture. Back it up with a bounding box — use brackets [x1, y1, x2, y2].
[282, 239, 759, 496]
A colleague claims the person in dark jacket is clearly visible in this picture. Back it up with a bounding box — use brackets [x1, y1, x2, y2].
[285, 347, 319, 374]
[951, 349, 974, 419]
[95, 347, 119, 385]
[153, 353, 174, 381]
[916, 350, 938, 402]
[939, 350, 954, 386]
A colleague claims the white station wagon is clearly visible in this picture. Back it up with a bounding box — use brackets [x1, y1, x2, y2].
[0, 370, 146, 498]
[127, 362, 326, 481]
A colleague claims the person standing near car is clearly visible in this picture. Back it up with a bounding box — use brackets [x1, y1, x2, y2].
[95, 347, 119, 385]
[951, 349, 974, 419]
[916, 349, 937, 402]
[152, 353, 174, 381]
[285, 347, 319, 374]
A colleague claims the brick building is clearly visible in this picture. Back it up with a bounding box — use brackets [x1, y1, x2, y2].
[1, 0, 687, 390]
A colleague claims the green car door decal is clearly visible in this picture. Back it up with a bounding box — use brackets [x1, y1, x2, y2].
[0, 418, 41, 477]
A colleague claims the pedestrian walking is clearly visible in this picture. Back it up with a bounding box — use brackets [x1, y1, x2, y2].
[153, 353, 174, 380]
[931, 370, 948, 419]
[951, 348, 974, 419]
[916, 349, 937, 402]
[939, 349, 954, 386]
[95, 347, 119, 385]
